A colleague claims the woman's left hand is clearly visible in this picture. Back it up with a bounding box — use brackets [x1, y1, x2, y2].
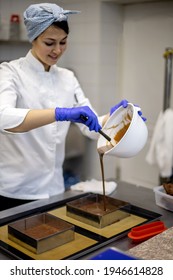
[110, 99, 147, 122]
[110, 99, 128, 115]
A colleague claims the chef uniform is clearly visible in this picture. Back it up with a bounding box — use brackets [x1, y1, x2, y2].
[0, 50, 101, 200]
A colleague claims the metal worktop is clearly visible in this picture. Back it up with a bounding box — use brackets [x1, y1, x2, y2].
[0, 181, 172, 260]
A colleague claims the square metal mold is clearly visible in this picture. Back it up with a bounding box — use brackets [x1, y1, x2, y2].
[66, 194, 130, 228]
[8, 212, 75, 254]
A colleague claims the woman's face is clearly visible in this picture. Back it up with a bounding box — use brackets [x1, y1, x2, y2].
[31, 25, 68, 71]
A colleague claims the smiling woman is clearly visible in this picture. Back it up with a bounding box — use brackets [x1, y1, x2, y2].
[0, 3, 103, 204]
[0, 2, 142, 207]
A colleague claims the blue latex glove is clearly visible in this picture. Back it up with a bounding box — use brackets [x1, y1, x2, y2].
[137, 110, 147, 122]
[110, 99, 147, 122]
[110, 99, 128, 115]
[55, 106, 102, 132]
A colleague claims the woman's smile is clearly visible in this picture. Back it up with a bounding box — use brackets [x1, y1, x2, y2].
[49, 54, 59, 60]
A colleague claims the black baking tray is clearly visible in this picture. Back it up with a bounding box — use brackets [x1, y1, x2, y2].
[0, 193, 162, 260]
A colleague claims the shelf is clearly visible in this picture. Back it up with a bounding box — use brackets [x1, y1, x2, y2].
[0, 39, 30, 45]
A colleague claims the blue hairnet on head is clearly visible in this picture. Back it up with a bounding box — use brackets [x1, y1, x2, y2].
[23, 3, 80, 42]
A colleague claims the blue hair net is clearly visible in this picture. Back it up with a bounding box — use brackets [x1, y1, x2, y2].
[23, 3, 80, 42]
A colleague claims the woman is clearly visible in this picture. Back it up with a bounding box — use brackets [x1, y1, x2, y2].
[0, 3, 141, 209]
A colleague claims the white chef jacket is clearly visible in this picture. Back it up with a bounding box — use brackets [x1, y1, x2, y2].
[0, 51, 102, 200]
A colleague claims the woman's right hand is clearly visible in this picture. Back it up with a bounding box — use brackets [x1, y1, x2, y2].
[55, 106, 101, 132]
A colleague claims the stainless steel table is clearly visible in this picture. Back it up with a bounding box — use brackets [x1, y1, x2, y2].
[0, 181, 172, 259]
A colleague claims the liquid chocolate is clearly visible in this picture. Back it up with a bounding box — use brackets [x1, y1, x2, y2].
[97, 112, 132, 212]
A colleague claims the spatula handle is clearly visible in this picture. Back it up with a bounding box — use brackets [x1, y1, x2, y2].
[80, 115, 111, 142]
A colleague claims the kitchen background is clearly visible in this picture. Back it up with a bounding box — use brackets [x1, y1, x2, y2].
[0, 0, 173, 189]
